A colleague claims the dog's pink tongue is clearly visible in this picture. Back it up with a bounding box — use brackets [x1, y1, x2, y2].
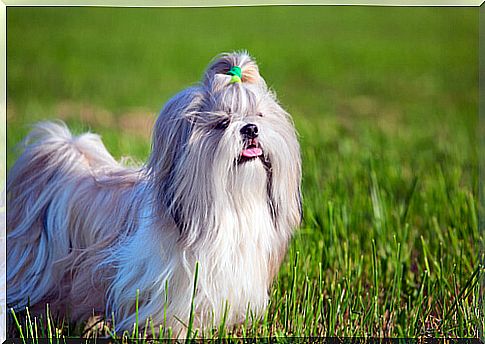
[241, 147, 263, 158]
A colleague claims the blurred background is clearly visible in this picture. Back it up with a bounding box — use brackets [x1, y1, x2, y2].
[7, 7, 477, 167]
[6, 6, 481, 337]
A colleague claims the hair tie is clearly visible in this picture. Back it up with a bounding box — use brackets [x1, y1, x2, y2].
[226, 66, 242, 84]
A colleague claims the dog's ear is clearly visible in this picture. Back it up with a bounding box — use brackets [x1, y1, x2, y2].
[262, 100, 302, 235]
[147, 87, 203, 184]
[147, 87, 204, 223]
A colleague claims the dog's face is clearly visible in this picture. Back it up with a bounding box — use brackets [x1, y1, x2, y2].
[148, 53, 301, 247]
[190, 81, 299, 178]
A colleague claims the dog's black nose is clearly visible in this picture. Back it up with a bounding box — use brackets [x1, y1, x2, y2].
[240, 123, 258, 138]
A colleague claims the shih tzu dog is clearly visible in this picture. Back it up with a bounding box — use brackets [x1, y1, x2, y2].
[7, 52, 302, 336]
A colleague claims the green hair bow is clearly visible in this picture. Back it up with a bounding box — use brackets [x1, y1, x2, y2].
[226, 66, 242, 84]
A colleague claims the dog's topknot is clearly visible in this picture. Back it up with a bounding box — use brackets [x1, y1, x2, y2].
[203, 51, 263, 87]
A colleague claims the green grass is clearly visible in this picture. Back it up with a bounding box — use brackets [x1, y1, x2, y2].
[6, 6, 482, 339]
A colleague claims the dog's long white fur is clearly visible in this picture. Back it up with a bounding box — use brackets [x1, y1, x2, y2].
[7, 52, 301, 335]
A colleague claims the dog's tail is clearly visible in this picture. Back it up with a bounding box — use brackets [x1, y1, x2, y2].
[6, 120, 119, 310]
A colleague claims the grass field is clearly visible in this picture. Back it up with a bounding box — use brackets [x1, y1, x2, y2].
[6, 6, 483, 339]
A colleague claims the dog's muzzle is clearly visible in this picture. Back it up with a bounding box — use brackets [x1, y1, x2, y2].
[240, 123, 263, 160]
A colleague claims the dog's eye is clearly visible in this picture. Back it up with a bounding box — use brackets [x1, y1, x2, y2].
[256, 112, 263, 117]
[214, 118, 230, 130]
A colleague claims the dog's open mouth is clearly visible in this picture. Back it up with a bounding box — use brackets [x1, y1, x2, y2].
[239, 138, 263, 163]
